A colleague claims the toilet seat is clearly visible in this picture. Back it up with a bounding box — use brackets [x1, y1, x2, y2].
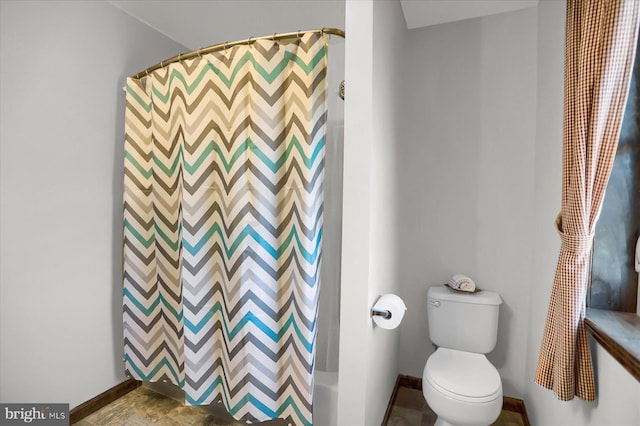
[425, 348, 501, 403]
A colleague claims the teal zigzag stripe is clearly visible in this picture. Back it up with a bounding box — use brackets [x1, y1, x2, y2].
[125, 135, 325, 182]
[185, 378, 311, 426]
[125, 354, 185, 388]
[124, 288, 183, 322]
[183, 224, 322, 265]
[185, 136, 326, 175]
[184, 306, 314, 352]
[147, 47, 327, 103]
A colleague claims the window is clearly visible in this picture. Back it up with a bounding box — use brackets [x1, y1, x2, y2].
[586, 29, 640, 381]
[589, 30, 640, 313]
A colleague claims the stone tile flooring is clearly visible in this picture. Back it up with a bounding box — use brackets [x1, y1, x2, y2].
[72, 386, 285, 426]
[72, 384, 526, 425]
[385, 386, 526, 426]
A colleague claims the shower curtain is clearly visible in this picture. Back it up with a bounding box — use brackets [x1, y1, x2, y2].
[123, 32, 328, 426]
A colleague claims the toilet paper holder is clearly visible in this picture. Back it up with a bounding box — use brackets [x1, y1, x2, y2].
[371, 307, 392, 319]
[370, 294, 406, 329]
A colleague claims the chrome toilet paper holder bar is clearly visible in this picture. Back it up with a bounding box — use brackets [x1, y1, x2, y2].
[371, 308, 392, 319]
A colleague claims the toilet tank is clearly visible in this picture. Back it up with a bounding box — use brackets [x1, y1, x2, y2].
[427, 286, 502, 354]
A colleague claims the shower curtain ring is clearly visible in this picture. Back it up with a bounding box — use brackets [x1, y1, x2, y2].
[247, 36, 252, 46]
[272, 33, 277, 42]
[297, 30, 302, 41]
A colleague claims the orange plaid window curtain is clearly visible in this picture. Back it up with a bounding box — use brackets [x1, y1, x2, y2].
[535, 0, 640, 401]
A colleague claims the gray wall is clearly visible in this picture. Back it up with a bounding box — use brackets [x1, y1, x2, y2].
[368, 0, 408, 423]
[337, 0, 407, 423]
[109, 0, 345, 51]
[0, 0, 186, 408]
[395, 7, 538, 398]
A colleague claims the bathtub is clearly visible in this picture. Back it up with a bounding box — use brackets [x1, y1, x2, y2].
[313, 370, 339, 426]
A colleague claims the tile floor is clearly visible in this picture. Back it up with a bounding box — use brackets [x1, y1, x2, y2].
[72, 386, 285, 426]
[385, 386, 526, 426]
[72, 384, 526, 426]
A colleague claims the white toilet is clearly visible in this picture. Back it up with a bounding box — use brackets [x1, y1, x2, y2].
[422, 285, 503, 426]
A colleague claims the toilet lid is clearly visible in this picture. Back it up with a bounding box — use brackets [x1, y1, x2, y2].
[425, 348, 501, 399]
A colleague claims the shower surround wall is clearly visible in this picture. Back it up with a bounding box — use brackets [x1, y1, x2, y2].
[0, 0, 187, 408]
[316, 38, 345, 375]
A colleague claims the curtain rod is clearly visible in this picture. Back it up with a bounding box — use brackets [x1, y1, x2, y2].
[130, 27, 345, 80]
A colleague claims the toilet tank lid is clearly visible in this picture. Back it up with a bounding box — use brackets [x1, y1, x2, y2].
[428, 285, 502, 305]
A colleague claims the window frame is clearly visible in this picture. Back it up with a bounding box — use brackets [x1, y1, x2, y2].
[584, 308, 640, 381]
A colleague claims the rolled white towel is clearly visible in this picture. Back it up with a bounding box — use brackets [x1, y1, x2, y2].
[447, 274, 476, 292]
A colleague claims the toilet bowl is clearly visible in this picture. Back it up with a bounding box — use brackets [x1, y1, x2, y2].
[422, 348, 502, 426]
[423, 286, 503, 426]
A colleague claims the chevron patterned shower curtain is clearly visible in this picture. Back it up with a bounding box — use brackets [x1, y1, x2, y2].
[123, 32, 328, 426]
